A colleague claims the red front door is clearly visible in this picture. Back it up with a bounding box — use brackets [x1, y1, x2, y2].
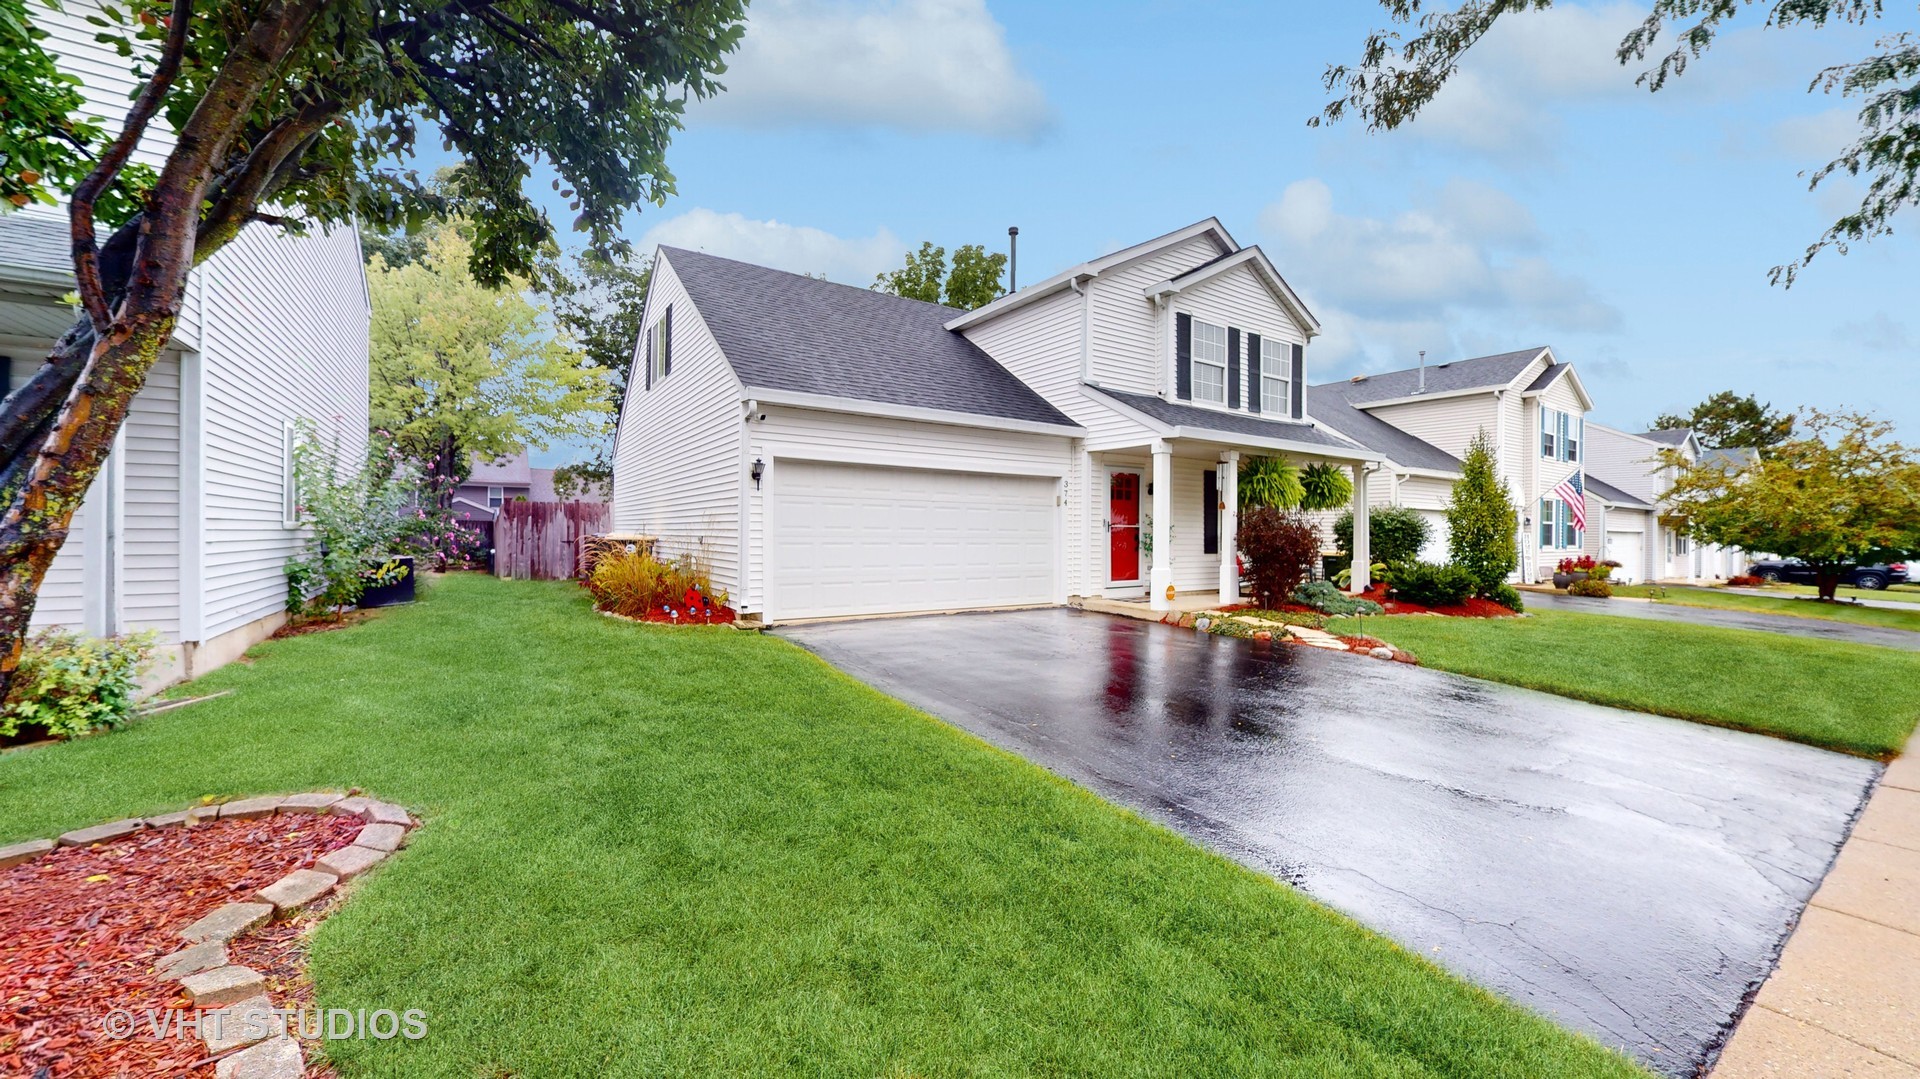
[1109, 471, 1142, 582]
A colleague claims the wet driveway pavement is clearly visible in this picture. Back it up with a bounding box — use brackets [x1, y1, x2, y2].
[1526, 591, 1920, 651]
[779, 608, 1881, 1077]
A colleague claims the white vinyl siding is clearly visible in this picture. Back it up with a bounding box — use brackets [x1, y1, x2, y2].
[1259, 337, 1290, 414]
[1085, 234, 1228, 394]
[610, 254, 745, 604]
[121, 355, 183, 641]
[201, 221, 371, 640]
[1190, 319, 1226, 403]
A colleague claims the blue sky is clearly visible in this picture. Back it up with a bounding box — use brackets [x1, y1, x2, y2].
[528, 0, 1914, 463]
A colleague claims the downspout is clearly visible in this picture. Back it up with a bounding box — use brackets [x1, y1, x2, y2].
[737, 399, 756, 616]
[1072, 275, 1091, 385]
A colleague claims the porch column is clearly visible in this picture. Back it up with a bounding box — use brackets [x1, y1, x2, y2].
[1349, 463, 1371, 593]
[1149, 441, 1173, 611]
[1218, 450, 1240, 602]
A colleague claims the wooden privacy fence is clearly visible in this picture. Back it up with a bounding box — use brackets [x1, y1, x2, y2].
[493, 501, 610, 580]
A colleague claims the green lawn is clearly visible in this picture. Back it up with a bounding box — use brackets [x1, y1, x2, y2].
[1606, 583, 1920, 633]
[0, 575, 1645, 1078]
[1763, 582, 1920, 605]
[1336, 609, 1920, 758]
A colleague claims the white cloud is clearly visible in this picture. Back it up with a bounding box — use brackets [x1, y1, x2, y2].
[1260, 179, 1620, 370]
[1767, 106, 1856, 161]
[1836, 311, 1909, 352]
[639, 209, 904, 285]
[694, 0, 1052, 139]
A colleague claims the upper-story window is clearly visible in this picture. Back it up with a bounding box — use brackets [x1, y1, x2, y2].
[487, 485, 504, 509]
[1259, 338, 1290, 414]
[645, 304, 673, 388]
[1540, 406, 1580, 463]
[1190, 319, 1227, 404]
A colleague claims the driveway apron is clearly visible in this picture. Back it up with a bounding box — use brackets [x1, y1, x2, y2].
[780, 608, 1880, 1077]
[1525, 591, 1920, 651]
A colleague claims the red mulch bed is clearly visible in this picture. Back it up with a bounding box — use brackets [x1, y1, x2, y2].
[1354, 584, 1518, 618]
[1, 814, 362, 1078]
[628, 603, 737, 625]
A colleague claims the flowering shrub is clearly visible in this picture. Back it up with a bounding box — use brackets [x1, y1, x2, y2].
[284, 424, 422, 615]
[401, 479, 488, 570]
[3, 629, 157, 740]
[1555, 555, 1598, 575]
[587, 550, 733, 623]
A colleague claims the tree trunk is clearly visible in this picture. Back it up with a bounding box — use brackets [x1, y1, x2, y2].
[1814, 567, 1842, 601]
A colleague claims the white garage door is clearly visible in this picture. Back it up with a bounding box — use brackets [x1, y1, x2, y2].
[769, 460, 1057, 620]
[1606, 530, 1645, 584]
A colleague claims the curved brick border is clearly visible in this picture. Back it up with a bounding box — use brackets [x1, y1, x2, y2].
[0, 791, 418, 1078]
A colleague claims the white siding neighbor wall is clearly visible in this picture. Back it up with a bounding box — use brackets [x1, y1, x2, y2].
[609, 254, 746, 603]
[120, 354, 182, 641]
[200, 222, 370, 639]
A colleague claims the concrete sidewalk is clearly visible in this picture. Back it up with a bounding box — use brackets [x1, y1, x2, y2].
[1713, 742, 1920, 1077]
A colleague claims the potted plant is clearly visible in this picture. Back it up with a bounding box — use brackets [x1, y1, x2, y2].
[1552, 555, 1598, 589]
[358, 555, 417, 608]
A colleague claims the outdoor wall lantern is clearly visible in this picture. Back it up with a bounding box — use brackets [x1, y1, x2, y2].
[751, 458, 765, 489]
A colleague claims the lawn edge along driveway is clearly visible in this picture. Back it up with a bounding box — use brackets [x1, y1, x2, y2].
[1610, 584, 1920, 633]
[1335, 608, 1920, 758]
[0, 575, 1650, 1079]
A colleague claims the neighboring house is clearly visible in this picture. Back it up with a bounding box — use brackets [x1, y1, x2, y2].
[451, 450, 607, 522]
[611, 218, 1388, 622]
[0, 0, 371, 686]
[1585, 425, 1755, 581]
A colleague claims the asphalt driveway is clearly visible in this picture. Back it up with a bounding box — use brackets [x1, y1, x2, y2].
[1525, 590, 1920, 651]
[780, 609, 1880, 1077]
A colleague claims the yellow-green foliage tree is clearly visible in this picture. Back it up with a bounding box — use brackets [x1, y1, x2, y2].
[1660, 410, 1920, 600]
[369, 229, 612, 504]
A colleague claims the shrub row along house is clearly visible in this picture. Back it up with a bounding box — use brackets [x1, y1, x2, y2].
[612, 218, 1746, 623]
[0, 0, 371, 686]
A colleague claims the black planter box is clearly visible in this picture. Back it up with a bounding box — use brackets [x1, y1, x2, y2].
[359, 556, 417, 608]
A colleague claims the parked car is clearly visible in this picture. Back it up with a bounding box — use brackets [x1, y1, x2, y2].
[1746, 558, 1910, 590]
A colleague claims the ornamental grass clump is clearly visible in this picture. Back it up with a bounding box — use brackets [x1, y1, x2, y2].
[2, 629, 156, 741]
[588, 550, 733, 623]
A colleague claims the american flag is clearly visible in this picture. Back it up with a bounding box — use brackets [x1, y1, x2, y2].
[1552, 472, 1586, 530]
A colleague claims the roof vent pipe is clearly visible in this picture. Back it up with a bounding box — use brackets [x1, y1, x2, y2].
[1417, 350, 1427, 394]
[1007, 226, 1019, 293]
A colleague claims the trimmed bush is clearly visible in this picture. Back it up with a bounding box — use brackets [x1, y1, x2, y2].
[1390, 562, 1477, 608]
[2, 629, 157, 740]
[1485, 583, 1527, 613]
[1292, 580, 1384, 616]
[1237, 508, 1320, 609]
[1334, 505, 1432, 567]
[1567, 578, 1614, 598]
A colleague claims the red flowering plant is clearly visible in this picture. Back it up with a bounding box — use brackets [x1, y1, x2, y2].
[1555, 555, 1598, 574]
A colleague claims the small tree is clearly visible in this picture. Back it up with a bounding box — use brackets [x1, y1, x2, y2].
[1661, 409, 1920, 600]
[1237, 508, 1321, 609]
[1652, 392, 1794, 453]
[1446, 430, 1519, 596]
[1334, 506, 1431, 566]
[872, 241, 1006, 310]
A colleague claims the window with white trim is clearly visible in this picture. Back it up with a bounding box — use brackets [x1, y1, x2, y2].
[487, 485, 504, 509]
[1190, 319, 1227, 404]
[647, 310, 671, 385]
[1538, 498, 1584, 551]
[280, 420, 299, 526]
[1259, 337, 1290, 414]
[1540, 407, 1583, 462]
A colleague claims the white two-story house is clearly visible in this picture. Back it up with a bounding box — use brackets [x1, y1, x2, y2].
[611, 219, 1389, 623]
[0, 0, 371, 685]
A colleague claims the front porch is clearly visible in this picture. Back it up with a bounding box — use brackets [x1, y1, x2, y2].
[1082, 435, 1380, 614]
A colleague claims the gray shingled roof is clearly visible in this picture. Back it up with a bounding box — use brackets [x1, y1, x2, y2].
[1584, 473, 1653, 509]
[661, 247, 1075, 428]
[1307, 382, 1463, 474]
[1093, 388, 1366, 453]
[1524, 362, 1570, 392]
[1637, 427, 1692, 446]
[0, 211, 75, 287]
[1329, 347, 1548, 406]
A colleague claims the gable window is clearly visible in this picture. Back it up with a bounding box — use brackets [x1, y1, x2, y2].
[1190, 319, 1227, 404]
[1564, 413, 1580, 462]
[1259, 338, 1290, 415]
[646, 303, 673, 388]
[487, 485, 504, 509]
[1540, 407, 1557, 459]
[1540, 407, 1582, 462]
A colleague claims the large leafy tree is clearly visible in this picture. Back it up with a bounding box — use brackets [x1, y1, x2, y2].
[1661, 409, 1920, 599]
[369, 228, 612, 505]
[533, 244, 652, 498]
[1652, 391, 1796, 452]
[1318, 1, 1918, 284]
[873, 240, 1008, 310]
[0, 0, 744, 698]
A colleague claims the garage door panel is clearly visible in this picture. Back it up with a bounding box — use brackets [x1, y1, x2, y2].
[771, 461, 1056, 619]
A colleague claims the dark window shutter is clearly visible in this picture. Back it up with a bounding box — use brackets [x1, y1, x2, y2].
[643, 322, 654, 390]
[1203, 469, 1219, 554]
[1225, 329, 1241, 409]
[1174, 312, 1192, 401]
[1246, 334, 1262, 413]
[1289, 343, 1305, 419]
[662, 304, 674, 376]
